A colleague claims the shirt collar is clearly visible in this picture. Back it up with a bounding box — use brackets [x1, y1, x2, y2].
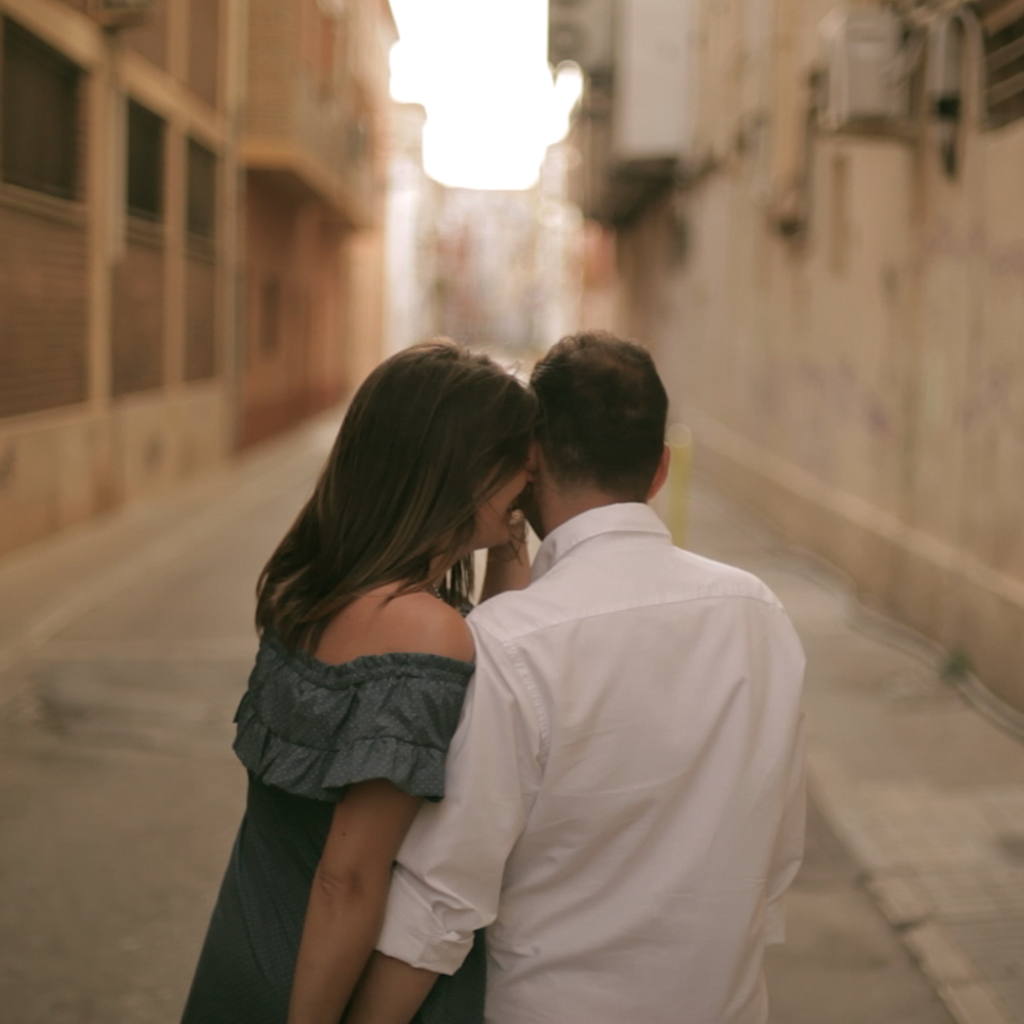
[530, 502, 672, 583]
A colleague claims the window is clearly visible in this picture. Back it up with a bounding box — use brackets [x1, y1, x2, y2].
[260, 277, 282, 354]
[1, 19, 81, 199]
[979, 0, 1024, 127]
[127, 100, 164, 220]
[186, 138, 216, 237]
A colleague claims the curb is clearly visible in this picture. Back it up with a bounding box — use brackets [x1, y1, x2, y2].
[807, 758, 1015, 1024]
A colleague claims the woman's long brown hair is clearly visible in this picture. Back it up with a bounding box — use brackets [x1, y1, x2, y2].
[256, 341, 537, 653]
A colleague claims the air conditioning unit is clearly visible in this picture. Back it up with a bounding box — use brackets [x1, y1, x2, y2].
[89, 0, 153, 29]
[817, 8, 909, 131]
[613, 0, 695, 162]
[548, 0, 614, 75]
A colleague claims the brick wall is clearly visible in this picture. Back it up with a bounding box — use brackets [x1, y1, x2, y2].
[239, 175, 348, 447]
[0, 202, 88, 417]
[111, 236, 164, 396]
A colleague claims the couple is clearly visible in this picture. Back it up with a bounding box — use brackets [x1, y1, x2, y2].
[181, 332, 806, 1024]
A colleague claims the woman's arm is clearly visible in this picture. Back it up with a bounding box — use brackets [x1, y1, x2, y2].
[479, 511, 531, 602]
[292, 592, 475, 1023]
[288, 779, 422, 1024]
[344, 952, 438, 1024]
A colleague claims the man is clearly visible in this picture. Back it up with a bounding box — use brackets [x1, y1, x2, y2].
[350, 332, 806, 1024]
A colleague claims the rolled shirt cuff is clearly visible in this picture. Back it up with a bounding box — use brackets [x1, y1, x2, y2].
[375, 871, 476, 975]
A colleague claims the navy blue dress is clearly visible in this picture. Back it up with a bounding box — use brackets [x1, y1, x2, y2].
[180, 636, 485, 1024]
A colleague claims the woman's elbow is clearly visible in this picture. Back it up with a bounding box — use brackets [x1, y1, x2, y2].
[313, 864, 383, 907]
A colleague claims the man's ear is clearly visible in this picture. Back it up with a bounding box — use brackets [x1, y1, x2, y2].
[647, 444, 671, 501]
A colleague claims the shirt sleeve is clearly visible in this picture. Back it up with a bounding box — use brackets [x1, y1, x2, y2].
[764, 611, 807, 945]
[376, 620, 545, 974]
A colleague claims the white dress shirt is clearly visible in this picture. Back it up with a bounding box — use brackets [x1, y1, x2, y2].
[377, 503, 806, 1024]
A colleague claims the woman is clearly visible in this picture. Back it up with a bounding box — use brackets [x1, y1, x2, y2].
[180, 341, 536, 1024]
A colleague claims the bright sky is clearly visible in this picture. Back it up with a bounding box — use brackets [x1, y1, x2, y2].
[389, 0, 582, 190]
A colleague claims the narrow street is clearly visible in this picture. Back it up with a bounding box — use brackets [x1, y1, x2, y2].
[0, 420, 336, 1023]
[3, 0, 1024, 1021]
[1, 411, 1019, 1023]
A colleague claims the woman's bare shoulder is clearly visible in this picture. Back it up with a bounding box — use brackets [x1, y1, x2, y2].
[379, 592, 474, 662]
[316, 590, 474, 665]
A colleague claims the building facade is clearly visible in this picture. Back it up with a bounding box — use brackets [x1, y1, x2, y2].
[240, 0, 395, 445]
[385, 106, 582, 361]
[562, 0, 1024, 716]
[0, 0, 393, 556]
[0, 0, 245, 557]
[385, 102, 439, 355]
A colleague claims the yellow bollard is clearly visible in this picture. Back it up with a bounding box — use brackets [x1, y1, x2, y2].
[666, 424, 692, 548]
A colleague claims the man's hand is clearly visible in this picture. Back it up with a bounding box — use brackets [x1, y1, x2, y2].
[343, 952, 438, 1024]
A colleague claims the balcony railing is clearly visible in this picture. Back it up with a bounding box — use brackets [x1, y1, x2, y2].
[243, 0, 382, 228]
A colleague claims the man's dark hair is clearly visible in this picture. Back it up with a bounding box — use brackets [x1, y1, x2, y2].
[530, 331, 668, 500]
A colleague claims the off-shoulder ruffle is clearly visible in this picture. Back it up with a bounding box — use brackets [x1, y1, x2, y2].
[232, 636, 474, 803]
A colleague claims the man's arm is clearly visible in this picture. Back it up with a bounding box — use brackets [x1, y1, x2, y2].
[352, 619, 545, 1017]
[764, 613, 807, 944]
[765, 711, 806, 943]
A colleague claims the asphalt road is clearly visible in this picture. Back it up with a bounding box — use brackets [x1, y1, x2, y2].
[0, 415, 956, 1023]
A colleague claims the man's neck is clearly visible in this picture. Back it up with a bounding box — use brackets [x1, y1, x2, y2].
[537, 488, 634, 539]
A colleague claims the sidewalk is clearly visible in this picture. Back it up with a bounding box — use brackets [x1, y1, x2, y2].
[0, 411, 1021, 1023]
[0, 413, 343, 1024]
[688, 484, 1024, 1024]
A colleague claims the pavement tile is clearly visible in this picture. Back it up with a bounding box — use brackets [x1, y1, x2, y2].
[904, 922, 981, 985]
[944, 916, 1024, 1024]
[984, 865, 1024, 913]
[808, 751, 1024, 1021]
[733, 491, 1024, 1024]
[1, 447, 1019, 1023]
[866, 871, 932, 927]
[926, 882, 1004, 920]
[937, 982, 1016, 1024]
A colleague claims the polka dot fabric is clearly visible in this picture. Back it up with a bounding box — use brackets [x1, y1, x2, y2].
[233, 636, 474, 803]
[180, 638, 482, 1024]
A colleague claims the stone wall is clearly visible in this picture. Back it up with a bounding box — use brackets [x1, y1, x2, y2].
[613, 0, 1024, 714]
